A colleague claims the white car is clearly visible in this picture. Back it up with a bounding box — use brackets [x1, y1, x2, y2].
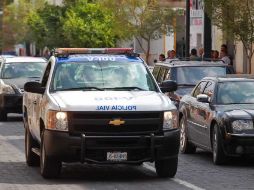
[0, 56, 47, 121]
[23, 48, 180, 178]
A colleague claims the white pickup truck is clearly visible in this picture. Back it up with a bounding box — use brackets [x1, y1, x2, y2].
[23, 48, 180, 178]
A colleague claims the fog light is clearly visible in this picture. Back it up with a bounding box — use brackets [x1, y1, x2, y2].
[235, 146, 243, 154]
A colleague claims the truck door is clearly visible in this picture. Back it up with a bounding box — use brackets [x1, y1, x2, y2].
[32, 62, 52, 141]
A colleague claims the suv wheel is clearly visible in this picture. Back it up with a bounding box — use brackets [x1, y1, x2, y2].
[212, 125, 227, 165]
[155, 157, 178, 178]
[180, 117, 196, 154]
[25, 126, 39, 166]
[40, 131, 62, 178]
[0, 110, 7, 121]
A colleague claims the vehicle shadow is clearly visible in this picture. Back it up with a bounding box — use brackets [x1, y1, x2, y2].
[182, 149, 254, 167]
[6, 114, 23, 122]
[0, 161, 162, 185]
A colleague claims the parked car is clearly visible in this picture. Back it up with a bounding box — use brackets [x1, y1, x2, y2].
[0, 55, 16, 67]
[0, 57, 47, 121]
[179, 75, 254, 164]
[23, 48, 180, 178]
[153, 61, 235, 107]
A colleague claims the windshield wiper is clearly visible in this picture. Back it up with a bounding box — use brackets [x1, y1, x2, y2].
[59, 87, 104, 91]
[105, 87, 146, 91]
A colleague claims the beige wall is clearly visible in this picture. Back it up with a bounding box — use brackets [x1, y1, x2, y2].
[234, 41, 244, 74]
[234, 42, 254, 74]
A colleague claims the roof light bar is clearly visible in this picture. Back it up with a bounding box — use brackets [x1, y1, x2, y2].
[54, 48, 134, 56]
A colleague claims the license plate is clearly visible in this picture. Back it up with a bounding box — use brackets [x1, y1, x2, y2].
[107, 152, 127, 161]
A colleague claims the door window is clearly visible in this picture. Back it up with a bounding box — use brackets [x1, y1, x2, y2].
[164, 69, 171, 80]
[157, 67, 169, 84]
[203, 81, 215, 98]
[152, 66, 160, 80]
[192, 81, 207, 98]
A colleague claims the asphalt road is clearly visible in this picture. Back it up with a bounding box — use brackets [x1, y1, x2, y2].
[0, 114, 253, 190]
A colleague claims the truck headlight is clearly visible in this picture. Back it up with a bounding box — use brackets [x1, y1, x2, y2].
[163, 111, 178, 130]
[232, 120, 253, 132]
[0, 83, 15, 94]
[47, 111, 68, 131]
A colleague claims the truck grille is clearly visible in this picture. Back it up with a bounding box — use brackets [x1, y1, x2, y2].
[68, 112, 163, 135]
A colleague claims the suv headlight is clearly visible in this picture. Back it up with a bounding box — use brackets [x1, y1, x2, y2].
[163, 110, 178, 130]
[0, 83, 15, 94]
[47, 111, 68, 131]
[232, 120, 253, 132]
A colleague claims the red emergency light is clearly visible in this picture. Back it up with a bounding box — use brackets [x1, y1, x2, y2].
[54, 48, 134, 56]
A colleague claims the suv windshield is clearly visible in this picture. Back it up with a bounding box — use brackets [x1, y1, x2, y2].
[51, 61, 157, 91]
[217, 81, 254, 104]
[175, 66, 226, 85]
[2, 62, 46, 79]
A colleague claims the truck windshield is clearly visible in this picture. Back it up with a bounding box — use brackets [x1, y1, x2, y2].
[175, 66, 226, 85]
[51, 61, 157, 91]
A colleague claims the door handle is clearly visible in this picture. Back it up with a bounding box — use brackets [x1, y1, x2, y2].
[33, 101, 37, 105]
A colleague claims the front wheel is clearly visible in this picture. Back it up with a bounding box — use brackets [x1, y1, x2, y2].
[180, 117, 196, 154]
[155, 157, 178, 178]
[40, 131, 62, 178]
[0, 110, 7, 121]
[212, 125, 227, 165]
[25, 127, 39, 166]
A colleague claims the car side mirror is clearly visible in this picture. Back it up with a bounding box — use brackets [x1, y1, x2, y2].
[160, 80, 177, 93]
[24, 82, 45, 94]
[197, 94, 210, 103]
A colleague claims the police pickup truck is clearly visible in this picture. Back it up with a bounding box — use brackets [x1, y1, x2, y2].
[23, 48, 180, 178]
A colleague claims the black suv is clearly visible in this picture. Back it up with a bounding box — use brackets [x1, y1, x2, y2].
[152, 60, 235, 107]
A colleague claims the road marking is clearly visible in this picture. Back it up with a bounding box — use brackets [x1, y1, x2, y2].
[0, 135, 24, 140]
[143, 163, 205, 190]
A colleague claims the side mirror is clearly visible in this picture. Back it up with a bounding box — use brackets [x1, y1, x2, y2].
[197, 94, 210, 103]
[160, 80, 177, 93]
[24, 82, 45, 94]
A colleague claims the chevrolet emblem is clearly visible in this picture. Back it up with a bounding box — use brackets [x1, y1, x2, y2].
[109, 119, 125, 126]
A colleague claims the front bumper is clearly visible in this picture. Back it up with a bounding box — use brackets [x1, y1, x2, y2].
[43, 129, 180, 164]
[0, 94, 22, 113]
[223, 134, 254, 156]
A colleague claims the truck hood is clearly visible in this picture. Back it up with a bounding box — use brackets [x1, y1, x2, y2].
[50, 91, 175, 112]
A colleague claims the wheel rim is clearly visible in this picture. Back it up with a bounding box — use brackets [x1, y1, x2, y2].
[180, 120, 186, 151]
[213, 129, 217, 160]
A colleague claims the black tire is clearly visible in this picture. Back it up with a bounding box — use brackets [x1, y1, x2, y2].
[180, 117, 196, 154]
[40, 131, 62, 178]
[212, 124, 227, 165]
[0, 110, 7, 121]
[25, 126, 40, 166]
[155, 157, 178, 178]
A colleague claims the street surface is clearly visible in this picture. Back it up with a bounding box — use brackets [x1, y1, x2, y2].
[0, 114, 253, 190]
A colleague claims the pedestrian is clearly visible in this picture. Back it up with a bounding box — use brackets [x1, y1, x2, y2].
[159, 54, 166, 62]
[190, 48, 200, 61]
[221, 44, 228, 53]
[198, 48, 204, 60]
[212, 50, 219, 61]
[166, 50, 178, 61]
[220, 44, 232, 65]
[166, 50, 171, 59]
[220, 50, 231, 65]
[170, 50, 177, 59]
